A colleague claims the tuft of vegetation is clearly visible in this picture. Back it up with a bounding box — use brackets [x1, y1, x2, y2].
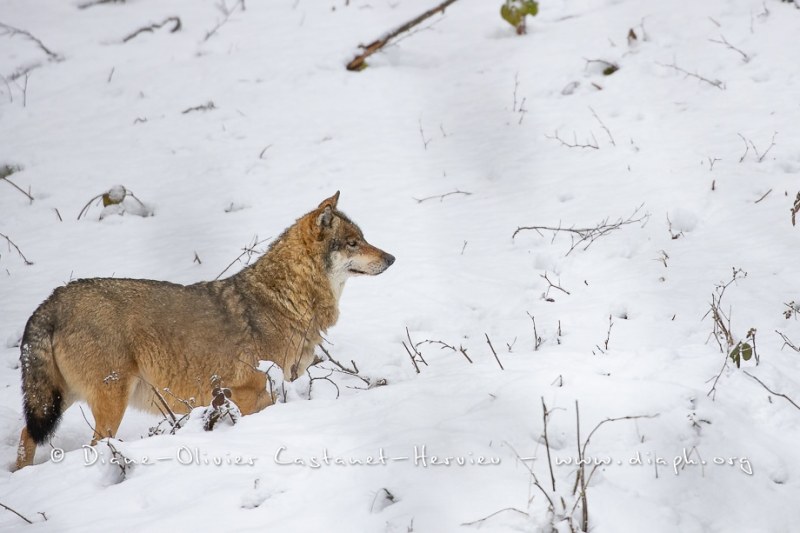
[729, 328, 758, 368]
[77, 185, 153, 220]
[500, 0, 538, 35]
[203, 383, 241, 431]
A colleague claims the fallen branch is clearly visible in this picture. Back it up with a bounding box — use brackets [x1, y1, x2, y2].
[793, 192, 800, 227]
[485, 333, 504, 370]
[412, 189, 472, 203]
[709, 35, 750, 62]
[0, 232, 33, 265]
[0, 502, 33, 525]
[122, 16, 181, 43]
[78, 0, 126, 8]
[545, 130, 599, 150]
[415, 338, 473, 363]
[346, 0, 461, 71]
[513, 204, 649, 256]
[776, 330, 800, 353]
[0, 164, 33, 202]
[0, 22, 61, 61]
[656, 60, 725, 90]
[204, 0, 245, 42]
[181, 101, 216, 114]
[744, 371, 800, 410]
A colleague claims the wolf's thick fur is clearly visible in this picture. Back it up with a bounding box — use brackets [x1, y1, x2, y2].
[16, 192, 394, 469]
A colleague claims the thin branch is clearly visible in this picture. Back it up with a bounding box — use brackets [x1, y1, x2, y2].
[776, 330, 800, 353]
[346, 0, 461, 71]
[415, 338, 473, 363]
[203, 0, 245, 42]
[545, 130, 599, 150]
[0, 502, 33, 525]
[0, 232, 33, 265]
[754, 189, 772, 204]
[78, 0, 126, 9]
[412, 189, 472, 203]
[214, 235, 269, 280]
[540, 398, 556, 492]
[484, 333, 504, 370]
[656, 60, 725, 90]
[709, 35, 749, 62]
[181, 101, 216, 114]
[513, 204, 649, 256]
[122, 16, 182, 43]
[0, 22, 61, 60]
[0, 165, 34, 202]
[461, 508, 529, 527]
[744, 371, 800, 410]
[589, 106, 615, 146]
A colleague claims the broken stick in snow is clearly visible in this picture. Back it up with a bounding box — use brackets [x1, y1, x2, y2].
[346, 0, 461, 71]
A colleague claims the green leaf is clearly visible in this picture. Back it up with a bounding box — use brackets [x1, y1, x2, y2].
[729, 343, 741, 367]
[741, 342, 753, 361]
[501, 4, 522, 27]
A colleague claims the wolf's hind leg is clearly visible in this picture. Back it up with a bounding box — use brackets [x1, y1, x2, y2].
[87, 381, 130, 445]
[15, 427, 37, 470]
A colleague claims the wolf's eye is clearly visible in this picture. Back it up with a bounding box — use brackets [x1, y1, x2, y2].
[347, 240, 358, 248]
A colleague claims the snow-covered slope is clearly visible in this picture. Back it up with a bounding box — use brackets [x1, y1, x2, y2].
[1, 0, 799, 531]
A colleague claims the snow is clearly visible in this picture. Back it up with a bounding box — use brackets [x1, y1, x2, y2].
[1, 0, 800, 531]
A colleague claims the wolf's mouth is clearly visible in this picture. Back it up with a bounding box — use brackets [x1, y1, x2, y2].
[348, 268, 369, 275]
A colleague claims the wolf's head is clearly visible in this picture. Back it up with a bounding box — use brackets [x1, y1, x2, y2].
[311, 191, 395, 299]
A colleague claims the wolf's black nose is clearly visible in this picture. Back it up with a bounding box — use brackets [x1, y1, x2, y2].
[385, 254, 395, 266]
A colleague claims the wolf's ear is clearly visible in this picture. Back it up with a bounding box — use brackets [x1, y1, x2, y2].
[317, 191, 340, 210]
[316, 206, 334, 229]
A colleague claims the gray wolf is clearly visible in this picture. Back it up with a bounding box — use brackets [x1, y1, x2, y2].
[16, 191, 394, 469]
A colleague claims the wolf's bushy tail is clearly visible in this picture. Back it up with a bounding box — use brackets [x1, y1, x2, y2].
[20, 306, 64, 444]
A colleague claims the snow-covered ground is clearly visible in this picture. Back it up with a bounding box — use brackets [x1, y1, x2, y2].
[1, 0, 799, 530]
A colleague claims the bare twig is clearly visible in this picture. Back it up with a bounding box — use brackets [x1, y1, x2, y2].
[346, 0, 461, 71]
[0, 232, 33, 265]
[709, 35, 749, 62]
[545, 130, 599, 150]
[417, 118, 431, 150]
[122, 16, 181, 43]
[0, 502, 33, 525]
[402, 327, 428, 373]
[78, 0, 126, 9]
[412, 189, 471, 203]
[203, 0, 245, 42]
[589, 106, 615, 146]
[214, 235, 269, 280]
[415, 338, 473, 363]
[1, 165, 34, 202]
[738, 132, 777, 163]
[754, 189, 772, 204]
[540, 398, 556, 491]
[0, 22, 61, 60]
[744, 371, 800, 410]
[461, 508, 529, 527]
[258, 144, 272, 159]
[526, 312, 542, 351]
[539, 272, 570, 303]
[792, 192, 800, 227]
[656, 60, 725, 90]
[776, 330, 800, 353]
[513, 204, 649, 256]
[181, 101, 216, 114]
[484, 333, 504, 370]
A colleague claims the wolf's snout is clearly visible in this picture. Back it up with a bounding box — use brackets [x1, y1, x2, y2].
[385, 253, 395, 267]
